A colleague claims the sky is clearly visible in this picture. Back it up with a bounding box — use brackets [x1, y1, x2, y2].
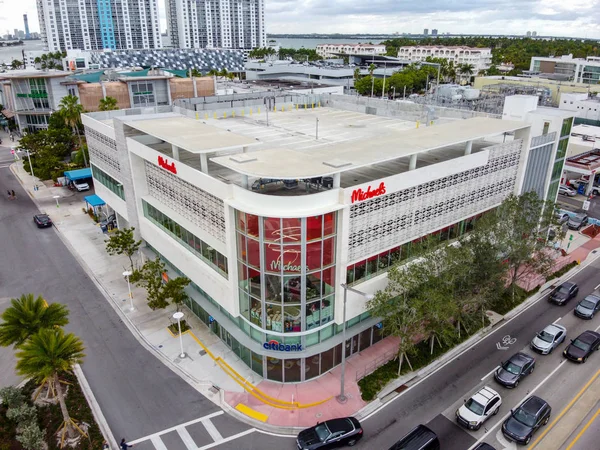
[2, 0, 600, 40]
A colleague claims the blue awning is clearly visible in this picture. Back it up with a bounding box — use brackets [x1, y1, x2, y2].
[84, 194, 105, 208]
[64, 168, 92, 181]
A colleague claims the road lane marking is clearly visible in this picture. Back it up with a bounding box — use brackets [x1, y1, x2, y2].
[594, 282, 600, 290]
[150, 436, 168, 450]
[468, 360, 567, 450]
[201, 417, 223, 442]
[198, 428, 256, 449]
[566, 407, 600, 450]
[528, 368, 600, 449]
[128, 410, 224, 444]
[553, 317, 562, 324]
[595, 323, 600, 332]
[362, 252, 600, 424]
[481, 366, 500, 381]
[177, 427, 198, 450]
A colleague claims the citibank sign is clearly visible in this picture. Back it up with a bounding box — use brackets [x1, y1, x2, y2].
[351, 182, 386, 203]
[263, 339, 303, 352]
[158, 155, 177, 174]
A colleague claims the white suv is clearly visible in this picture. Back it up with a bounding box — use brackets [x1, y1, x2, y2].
[456, 386, 502, 430]
[73, 180, 90, 191]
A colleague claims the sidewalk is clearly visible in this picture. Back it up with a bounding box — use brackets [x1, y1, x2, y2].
[10, 159, 600, 433]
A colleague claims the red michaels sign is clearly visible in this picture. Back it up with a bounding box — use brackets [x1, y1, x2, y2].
[351, 182, 386, 203]
[158, 155, 177, 174]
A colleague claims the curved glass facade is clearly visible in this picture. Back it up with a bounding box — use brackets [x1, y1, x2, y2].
[236, 211, 337, 335]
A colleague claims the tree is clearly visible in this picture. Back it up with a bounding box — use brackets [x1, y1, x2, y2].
[15, 328, 86, 441]
[105, 227, 142, 272]
[473, 192, 562, 302]
[33, 56, 41, 65]
[17, 128, 75, 179]
[0, 294, 69, 348]
[226, 72, 236, 81]
[218, 68, 228, 78]
[368, 63, 376, 76]
[162, 277, 191, 312]
[190, 68, 203, 77]
[98, 96, 118, 111]
[11, 59, 23, 70]
[353, 67, 361, 81]
[58, 94, 86, 167]
[130, 257, 169, 310]
[458, 64, 475, 84]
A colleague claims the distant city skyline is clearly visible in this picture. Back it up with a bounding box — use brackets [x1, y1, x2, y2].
[2, 0, 600, 41]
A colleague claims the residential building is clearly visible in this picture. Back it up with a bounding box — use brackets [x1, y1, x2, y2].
[559, 92, 600, 123]
[423, 29, 428, 35]
[529, 54, 600, 84]
[36, 0, 162, 52]
[24, 15, 31, 40]
[166, 0, 266, 49]
[315, 44, 387, 59]
[503, 95, 574, 203]
[82, 98, 533, 383]
[431, 29, 438, 36]
[0, 70, 72, 133]
[397, 46, 492, 72]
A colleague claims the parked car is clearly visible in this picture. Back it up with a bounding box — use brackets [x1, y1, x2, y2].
[297, 417, 363, 449]
[388, 425, 439, 450]
[456, 386, 502, 430]
[72, 179, 90, 191]
[502, 396, 551, 445]
[567, 213, 588, 230]
[549, 281, 579, 305]
[574, 294, 600, 319]
[559, 185, 577, 197]
[555, 211, 570, 224]
[33, 214, 52, 228]
[563, 330, 600, 363]
[530, 323, 567, 354]
[494, 352, 536, 388]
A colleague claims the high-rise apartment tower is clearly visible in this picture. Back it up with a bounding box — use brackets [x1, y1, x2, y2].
[36, 0, 163, 51]
[166, 0, 265, 49]
[23, 14, 31, 39]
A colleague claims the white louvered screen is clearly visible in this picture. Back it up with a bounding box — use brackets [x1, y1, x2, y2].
[85, 126, 121, 175]
[348, 140, 523, 261]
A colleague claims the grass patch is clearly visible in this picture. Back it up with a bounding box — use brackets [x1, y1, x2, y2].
[357, 327, 477, 402]
[0, 372, 104, 450]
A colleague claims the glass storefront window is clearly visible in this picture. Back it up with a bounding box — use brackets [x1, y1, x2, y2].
[266, 358, 283, 382]
[282, 245, 302, 273]
[306, 354, 320, 379]
[323, 212, 336, 236]
[236, 210, 246, 233]
[306, 241, 322, 271]
[283, 276, 302, 303]
[306, 215, 323, 241]
[248, 267, 261, 298]
[263, 217, 281, 242]
[251, 351, 263, 376]
[320, 347, 335, 375]
[247, 213, 259, 238]
[265, 274, 282, 302]
[266, 303, 283, 332]
[281, 217, 301, 242]
[284, 305, 301, 332]
[249, 297, 262, 327]
[285, 358, 302, 382]
[320, 324, 334, 342]
[264, 243, 281, 272]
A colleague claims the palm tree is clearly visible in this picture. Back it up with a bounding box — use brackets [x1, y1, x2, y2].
[58, 94, 87, 167]
[190, 68, 202, 77]
[10, 59, 23, 70]
[208, 69, 219, 76]
[353, 67, 361, 81]
[98, 96, 118, 111]
[226, 72, 235, 81]
[368, 63, 376, 76]
[15, 328, 85, 441]
[218, 68, 228, 79]
[34, 56, 41, 66]
[0, 294, 69, 348]
[459, 64, 475, 84]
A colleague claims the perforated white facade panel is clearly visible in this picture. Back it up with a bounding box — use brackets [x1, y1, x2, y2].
[85, 126, 121, 175]
[145, 161, 226, 242]
[348, 140, 524, 262]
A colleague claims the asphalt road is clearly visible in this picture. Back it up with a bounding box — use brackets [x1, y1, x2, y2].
[557, 193, 600, 219]
[0, 160, 248, 445]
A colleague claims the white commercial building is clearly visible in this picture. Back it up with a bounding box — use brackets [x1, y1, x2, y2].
[36, 0, 162, 52]
[82, 98, 539, 383]
[316, 44, 387, 59]
[397, 46, 492, 72]
[529, 55, 600, 84]
[559, 92, 600, 123]
[166, 0, 266, 49]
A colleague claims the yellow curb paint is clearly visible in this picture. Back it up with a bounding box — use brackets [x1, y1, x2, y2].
[195, 112, 199, 120]
[235, 404, 268, 422]
[566, 408, 600, 450]
[529, 368, 600, 449]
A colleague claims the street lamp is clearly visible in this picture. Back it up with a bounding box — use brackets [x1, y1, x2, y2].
[173, 311, 186, 358]
[337, 283, 374, 404]
[123, 270, 133, 311]
[52, 195, 60, 208]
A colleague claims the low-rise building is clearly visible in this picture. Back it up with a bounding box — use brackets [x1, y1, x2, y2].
[559, 92, 600, 123]
[316, 43, 386, 59]
[529, 55, 600, 84]
[397, 46, 492, 72]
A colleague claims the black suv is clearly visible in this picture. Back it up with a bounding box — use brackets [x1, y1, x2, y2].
[549, 281, 578, 305]
[494, 352, 535, 388]
[297, 417, 363, 449]
[502, 396, 551, 445]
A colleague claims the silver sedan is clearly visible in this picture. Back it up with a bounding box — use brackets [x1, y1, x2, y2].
[531, 323, 567, 355]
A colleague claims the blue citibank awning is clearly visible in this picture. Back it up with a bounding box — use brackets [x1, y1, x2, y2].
[84, 194, 105, 208]
[64, 168, 92, 181]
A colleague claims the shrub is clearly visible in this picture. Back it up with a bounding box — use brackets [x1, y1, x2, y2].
[16, 422, 45, 450]
[548, 261, 578, 281]
[6, 404, 37, 428]
[0, 387, 25, 409]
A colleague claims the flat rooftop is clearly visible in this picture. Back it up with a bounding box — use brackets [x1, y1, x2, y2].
[127, 116, 261, 153]
[211, 116, 527, 179]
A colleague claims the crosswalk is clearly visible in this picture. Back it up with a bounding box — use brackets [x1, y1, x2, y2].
[128, 411, 256, 450]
